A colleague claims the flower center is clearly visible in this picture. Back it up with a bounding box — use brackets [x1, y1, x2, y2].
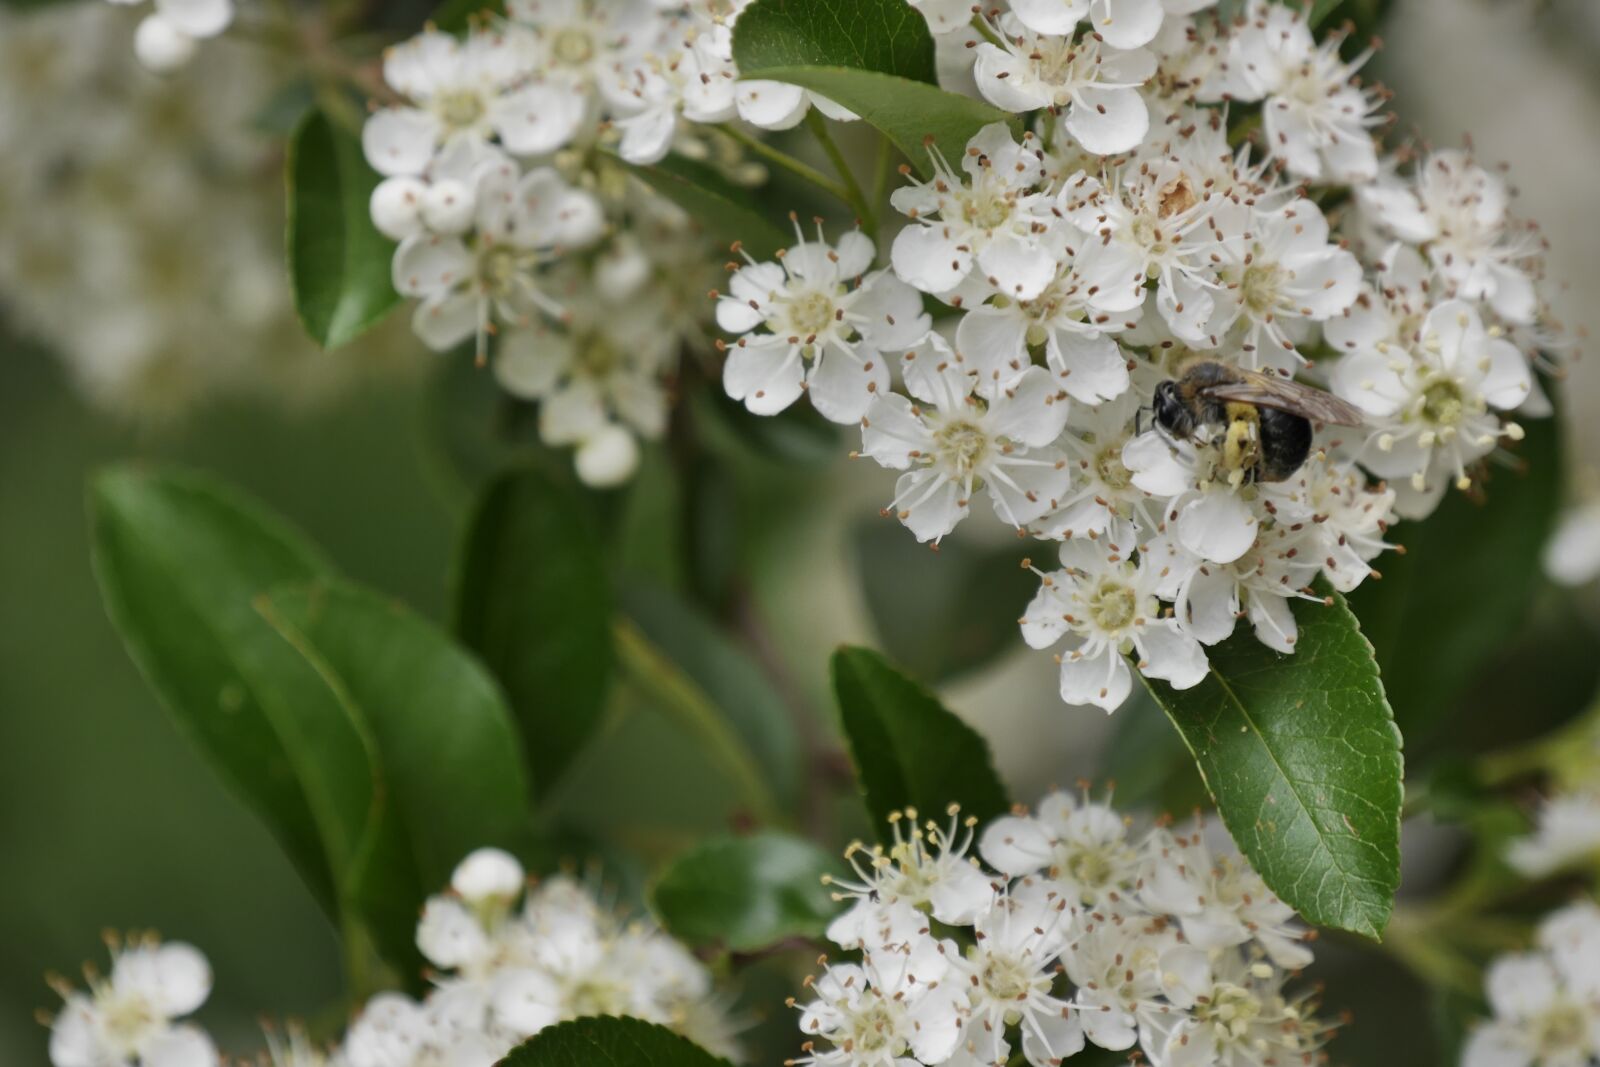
[980, 955, 1040, 1003]
[565, 975, 631, 1018]
[1198, 983, 1265, 1041]
[935, 421, 990, 478]
[1087, 579, 1138, 632]
[98, 992, 160, 1053]
[552, 27, 595, 65]
[478, 245, 523, 295]
[436, 89, 486, 131]
[1532, 1003, 1591, 1057]
[579, 335, 621, 378]
[1420, 376, 1467, 427]
[846, 1000, 904, 1054]
[1064, 845, 1115, 888]
[1095, 444, 1133, 490]
[1239, 261, 1287, 314]
[961, 188, 1016, 231]
[782, 288, 840, 337]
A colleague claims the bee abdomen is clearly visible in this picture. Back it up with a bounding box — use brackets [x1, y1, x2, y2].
[1256, 407, 1313, 482]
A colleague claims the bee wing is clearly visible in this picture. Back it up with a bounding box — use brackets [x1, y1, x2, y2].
[1201, 371, 1364, 426]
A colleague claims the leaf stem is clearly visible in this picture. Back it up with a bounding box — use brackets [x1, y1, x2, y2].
[805, 111, 877, 239]
[721, 124, 854, 208]
[612, 617, 785, 828]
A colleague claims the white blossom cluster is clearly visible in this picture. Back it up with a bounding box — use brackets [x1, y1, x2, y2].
[796, 793, 1330, 1067]
[44, 848, 738, 1067]
[1463, 899, 1600, 1067]
[363, 0, 856, 486]
[718, 0, 1561, 713]
[0, 2, 414, 421]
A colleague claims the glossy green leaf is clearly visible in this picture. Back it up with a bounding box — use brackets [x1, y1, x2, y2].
[831, 646, 1010, 840]
[852, 519, 1035, 683]
[87, 467, 351, 916]
[650, 832, 840, 951]
[287, 109, 400, 348]
[625, 586, 801, 808]
[87, 467, 430, 978]
[1348, 408, 1562, 743]
[1140, 587, 1403, 940]
[626, 153, 789, 259]
[499, 1016, 732, 1067]
[722, 65, 1018, 179]
[731, 0, 936, 85]
[453, 467, 613, 797]
[257, 583, 531, 890]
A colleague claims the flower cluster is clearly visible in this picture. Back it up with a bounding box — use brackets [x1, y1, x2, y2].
[44, 848, 737, 1067]
[1463, 899, 1600, 1067]
[0, 2, 414, 420]
[795, 792, 1331, 1067]
[719, 0, 1561, 713]
[1508, 729, 1600, 879]
[363, 0, 858, 486]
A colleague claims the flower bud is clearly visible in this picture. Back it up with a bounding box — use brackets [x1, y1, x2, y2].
[369, 177, 426, 241]
[575, 425, 640, 488]
[134, 15, 197, 73]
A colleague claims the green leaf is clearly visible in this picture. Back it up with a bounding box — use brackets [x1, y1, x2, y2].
[831, 646, 1010, 840]
[723, 65, 1018, 179]
[852, 519, 1035, 683]
[730, 0, 937, 85]
[257, 582, 532, 893]
[1348, 407, 1562, 743]
[625, 153, 789, 259]
[499, 1016, 732, 1067]
[87, 467, 354, 918]
[287, 109, 400, 349]
[453, 467, 613, 797]
[650, 832, 841, 951]
[1140, 587, 1403, 940]
[625, 586, 802, 809]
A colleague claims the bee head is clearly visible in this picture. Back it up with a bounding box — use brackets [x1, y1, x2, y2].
[1152, 380, 1193, 438]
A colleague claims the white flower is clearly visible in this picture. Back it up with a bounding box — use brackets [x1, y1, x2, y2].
[1151, 947, 1324, 1067]
[719, 226, 926, 423]
[609, 17, 737, 165]
[1020, 518, 1207, 711]
[796, 941, 968, 1067]
[889, 123, 1058, 300]
[1257, 451, 1395, 595]
[1507, 792, 1600, 879]
[1205, 1, 1381, 182]
[1358, 149, 1544, 325]
[1140, 825, 1312, 969]
[1538, 900, 1600, 1002]
[1030, 388, 1154, 539]
[1544, 500, 1600, 588]
[860, 339, 1072, 543]
[392, 162, 603, 359]
[363, 29, 548, 178]
[1061, 913, 1182, 1053]
[1122, 432, 1260, 565]
[1333, 299, 1531, 518]
[955, 877, 1083, 1067]
[1205, 199, 1361, 369]
[825, 806, 995, 950]
[49, 937, 218, 1067]
[107, 0, 234, 71]
[972, 17, 1156, 155]
[1463, 950, 1600, 1067]
[1006, 0, 1176, 50]
[980, 788, 1145, 906]
[1165, 524, 1316, 653]
[1055, 165, 1233, 349]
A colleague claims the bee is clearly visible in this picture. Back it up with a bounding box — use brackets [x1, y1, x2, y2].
[1151, 359, 1364, 484]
